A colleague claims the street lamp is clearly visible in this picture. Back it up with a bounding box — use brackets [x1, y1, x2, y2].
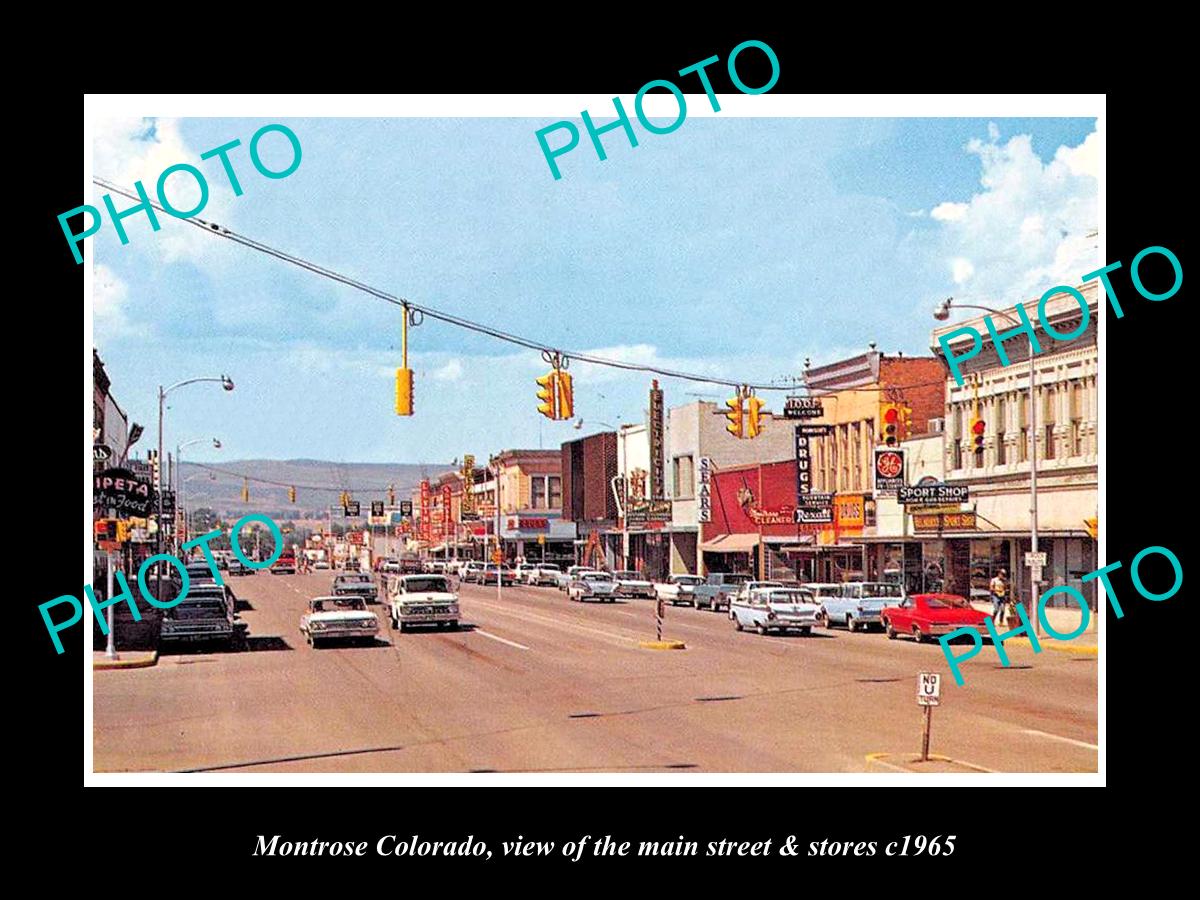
[176, 438, 222, 551]
[157, 375, 234, 560]
[934, 298, 1040, 635]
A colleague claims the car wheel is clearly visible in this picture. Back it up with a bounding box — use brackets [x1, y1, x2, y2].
[735, 619, 743, 631]
[800, 627, 811, 636]
[912, 625, 926, 644]
[450, 621, 459, 631]
[311, 637, 320, 649]
[756, 623, 767, 636]
[398, 622, 407, 633]
[885, 619, 897, 640]
[846, 615, 856, 633]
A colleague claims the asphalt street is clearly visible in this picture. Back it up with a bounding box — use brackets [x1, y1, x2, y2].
[92, 571, 1098, 773]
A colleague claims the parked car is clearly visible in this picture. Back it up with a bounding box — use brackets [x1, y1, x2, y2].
[568, 571, 618, 602]
[227, 558, 252, 576]
[459, 561, 483, 583]
[557, 565, 599, 592]
[300, 595, 379, 647]
[612, 570, 655, 599]
[388, 574, 460, 632]
[333, 572, 379, 603]
[160, 592, 238, 648]
[731, 587, 821, 636]
[514, 563, 538, 584]
[313, 560, 331, 570]
[482, 564, 517, 586]
[532, 564, 561, 586]
[822, 581, 904, 631]
[729, 581, 785, 618]
[881, 593, 992, 643]
[186, 582, 236, 618]
[184, 560, 217, 586]
[271, 553, 297, 575]
[653, 574, 704, 606]
[693, 573, 753, 612]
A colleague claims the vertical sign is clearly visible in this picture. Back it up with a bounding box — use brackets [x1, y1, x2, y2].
[697, 456, 712, 523]
[442, 483, 454, 540]
[649, 380, 664, 500]
[461, 454, 476, 515]
[419, 478, 431, 543]
[794, 425, 811, 501]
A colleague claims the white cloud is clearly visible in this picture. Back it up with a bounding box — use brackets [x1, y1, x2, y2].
[432, 358, 464, 382]
[930, 126, 1100, 304]
[931, 201, 969, 222]
[93, 263, 146, 339]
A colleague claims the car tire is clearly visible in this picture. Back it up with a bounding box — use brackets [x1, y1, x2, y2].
[311, 637, 320, 649]
[450, 621, 459, 631]
[846, 615, 856, 633]
[756, 623, 768, 636]
[913, 625, 926, 643]
[735, 619, 743, 631]
[800, 627, 811, 636]
[885, 619, 897, 640]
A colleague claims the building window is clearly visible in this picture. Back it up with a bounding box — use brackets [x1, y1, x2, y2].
[548, 475, 562, 509]
[1018, 393, 1029, 464]
[1070, 381, 1084, 456]
[1043, 387, 1056, 461]
[995, 398, 1007, 465]
[531, 476, 546, 509]
[673, 455, 694, 499]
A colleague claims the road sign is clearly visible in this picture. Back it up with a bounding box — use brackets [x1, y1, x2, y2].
[399, 500, 413, 517]
[1029, 563, 1044, 584]
[93, 443, 113, 462]
[344, 501, 360, 517]
[491, 549, 502, 564]
[917, 672, 941, 706]
[537, 534, 546, 545]
[1024, 551, 1047, 567]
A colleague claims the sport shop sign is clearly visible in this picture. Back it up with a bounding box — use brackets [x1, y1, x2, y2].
[95, 467, 153, 516]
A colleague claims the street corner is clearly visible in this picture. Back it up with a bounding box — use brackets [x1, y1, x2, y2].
[93, 650, 158, 671]
[638, 639, 686, 651]
[864, 751, 993, 774]
[1009, 637, 1098, 657]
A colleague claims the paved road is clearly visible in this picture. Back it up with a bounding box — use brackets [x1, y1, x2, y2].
[92, 571, 1098, 773]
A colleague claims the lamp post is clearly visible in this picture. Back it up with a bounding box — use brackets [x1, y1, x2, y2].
[176, 438, 222, 552]
[156, 376, 233, 562]
[934, 298, 1039, 635]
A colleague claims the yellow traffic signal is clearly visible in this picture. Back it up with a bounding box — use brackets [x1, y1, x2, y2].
[536, 371, 559, 420]
[387, 484, 396, 506]
[746, 395, 765, 438]
[725, 394, 744, 438]
[288, 486, 296, 503]
[115, 519, 131, 542]
[556, 370, 573, 420]
[241, 478, 249, 503]
[395, 367, 414, 416]
[881, 403, 900, 446]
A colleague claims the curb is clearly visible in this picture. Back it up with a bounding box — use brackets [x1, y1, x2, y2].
[94, 651, 158, 671]
[865, 751, 993, 773]
[1009, 638, 1098, 656]
[638, 640, 686, 651]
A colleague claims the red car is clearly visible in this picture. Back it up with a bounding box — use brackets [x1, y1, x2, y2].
[880, 593, 991, 643]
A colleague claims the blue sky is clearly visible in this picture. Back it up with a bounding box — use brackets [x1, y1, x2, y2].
[92, 115, 1098, 464]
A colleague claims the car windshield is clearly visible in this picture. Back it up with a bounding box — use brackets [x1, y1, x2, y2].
[538, 565, 560, 572]
[311, 597, 367, 612]
[583, 573, 611, 581]
[925, 596, 969, 609]
[167, 600, 227, 619]
[674, 576, 703, 585]
[185, 565, 214, 578]
[862, 583, 902, 598]
[404, 577, 449, 592]
[615, 571, 641, 579]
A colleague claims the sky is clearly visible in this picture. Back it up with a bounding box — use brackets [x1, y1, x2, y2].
[91, 113, 1099, 465]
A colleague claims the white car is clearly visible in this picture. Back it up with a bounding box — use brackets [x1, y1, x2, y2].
[514, 563, 538, 584]
[389, 574, 460, 632]
[557, 565, 598, 591]
[731, 587, 821, 636]
[654, 574, 705, 606]
[568, 571, 618, 602]
[612, 570, 655, 599]
[300, 595, 380, 647]
[729, 581, 785, 619]
[531, 564, 561, 586]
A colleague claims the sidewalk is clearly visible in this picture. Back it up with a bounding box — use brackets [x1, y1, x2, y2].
[969, 601, 1098, 655]
[93, 650, 158, 670]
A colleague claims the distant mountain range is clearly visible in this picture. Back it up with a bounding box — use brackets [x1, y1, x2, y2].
[175, 458, 454, 520]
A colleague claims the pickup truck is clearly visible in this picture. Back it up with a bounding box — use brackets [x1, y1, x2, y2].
[692, 572, 753, 612]
[388, 574, 460, 632]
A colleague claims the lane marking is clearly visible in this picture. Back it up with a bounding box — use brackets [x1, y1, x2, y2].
[465, 598, 641, 644]
[1018, 728, 1098, 751]
[474, 630, 530, 651]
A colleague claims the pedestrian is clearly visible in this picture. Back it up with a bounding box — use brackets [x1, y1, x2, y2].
[990, 568, 1009, 624]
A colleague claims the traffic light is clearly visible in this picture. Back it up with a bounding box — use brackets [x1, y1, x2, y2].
[746, 394, 765, 438]
[288, 486, 296, 503]
[94, 518, 116, 541]
[115, 519, 131, 542]
[556, 370, 573, 420]
[387, 484, 396, 506]
[971, 417, 986, 452]
[901, 404, 914, 439]
[241, 478, 249, 503]
[536, 371, 559, 420]
[882, 403, 899, 446]
[395, 367, 414, 416]
[725, 394, 744, 438]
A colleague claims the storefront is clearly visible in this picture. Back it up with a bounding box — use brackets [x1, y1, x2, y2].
[502, 512, 576, 567]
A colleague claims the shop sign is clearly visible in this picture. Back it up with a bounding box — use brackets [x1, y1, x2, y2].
[912, 511, 978, 533]
[94, 467, 153, 516]
[626, 499, 672, 527]
[898, 483, 969, 505]
[783, 397, 824, 419]
[873, 448, 905, 494]
[697, 457, 713, 523]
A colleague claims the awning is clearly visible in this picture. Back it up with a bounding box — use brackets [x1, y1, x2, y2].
[699, 534, 760, 553]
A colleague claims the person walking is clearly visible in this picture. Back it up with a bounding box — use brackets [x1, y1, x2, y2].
[990, 569, 1010, 625]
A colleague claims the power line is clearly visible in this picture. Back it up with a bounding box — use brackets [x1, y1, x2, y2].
[184, 460, 438, 494]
